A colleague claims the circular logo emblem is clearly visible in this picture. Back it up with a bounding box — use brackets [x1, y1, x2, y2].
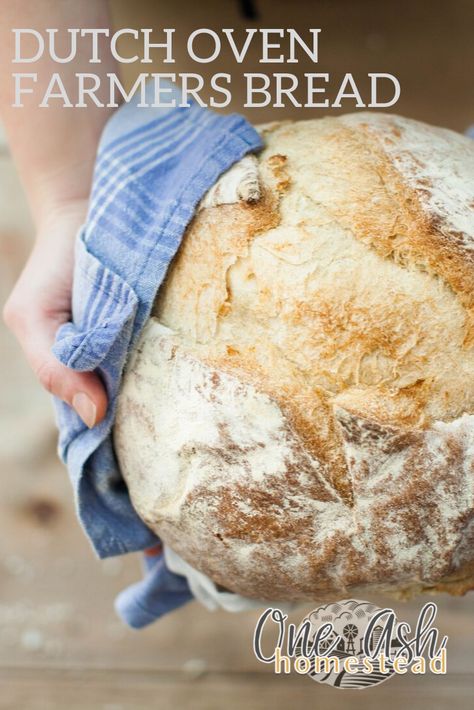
[295, 599, 404, 690]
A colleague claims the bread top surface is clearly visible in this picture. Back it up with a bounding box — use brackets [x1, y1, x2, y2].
[152, 113, 474, 501]
[114, 114, 474, 600]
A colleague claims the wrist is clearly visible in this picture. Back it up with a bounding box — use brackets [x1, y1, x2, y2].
[35, 197, 89, 246]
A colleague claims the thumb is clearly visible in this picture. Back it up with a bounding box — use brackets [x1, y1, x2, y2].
[37, 356, 108, 429]
[23, 318, 108, 429]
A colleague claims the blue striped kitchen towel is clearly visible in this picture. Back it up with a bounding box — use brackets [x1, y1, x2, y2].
[52, 81, 263, 626]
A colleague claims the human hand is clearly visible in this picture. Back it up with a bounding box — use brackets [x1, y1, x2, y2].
[3, 200, 108, 428]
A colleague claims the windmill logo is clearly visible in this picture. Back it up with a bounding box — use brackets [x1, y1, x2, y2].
[342, 622, 358, 655]
[295, 599, 405, 689]
[253, 599, 447, 687]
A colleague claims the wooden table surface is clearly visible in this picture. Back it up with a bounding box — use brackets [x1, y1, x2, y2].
[1, 2, 474, 707]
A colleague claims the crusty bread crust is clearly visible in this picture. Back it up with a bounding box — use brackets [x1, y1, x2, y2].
[114, 114, 474, 601]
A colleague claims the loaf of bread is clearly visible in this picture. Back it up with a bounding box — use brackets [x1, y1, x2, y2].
[114, 113, 474, 602]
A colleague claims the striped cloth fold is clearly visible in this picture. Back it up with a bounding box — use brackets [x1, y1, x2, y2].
[52, 82, 262, 626]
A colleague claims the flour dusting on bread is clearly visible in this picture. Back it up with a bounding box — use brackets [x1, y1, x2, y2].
[114, 114, 474, 602]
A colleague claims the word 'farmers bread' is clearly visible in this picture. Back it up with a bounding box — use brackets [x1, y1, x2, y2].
[114, 114, 474, 602]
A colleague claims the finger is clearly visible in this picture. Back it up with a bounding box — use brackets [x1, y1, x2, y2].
[36, 360, 108, 429]
[12, 311, 108, 428]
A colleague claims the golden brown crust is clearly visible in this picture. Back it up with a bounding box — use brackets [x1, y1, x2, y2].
[339, 120, 474, 339]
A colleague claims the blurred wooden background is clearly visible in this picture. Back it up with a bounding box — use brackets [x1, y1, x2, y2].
[113, 0, 474, 130]
[1, 1, 474, 707]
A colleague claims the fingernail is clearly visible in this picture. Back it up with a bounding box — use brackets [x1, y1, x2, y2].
[72, 392, 97, 428]
[144, 544, 163, 557]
